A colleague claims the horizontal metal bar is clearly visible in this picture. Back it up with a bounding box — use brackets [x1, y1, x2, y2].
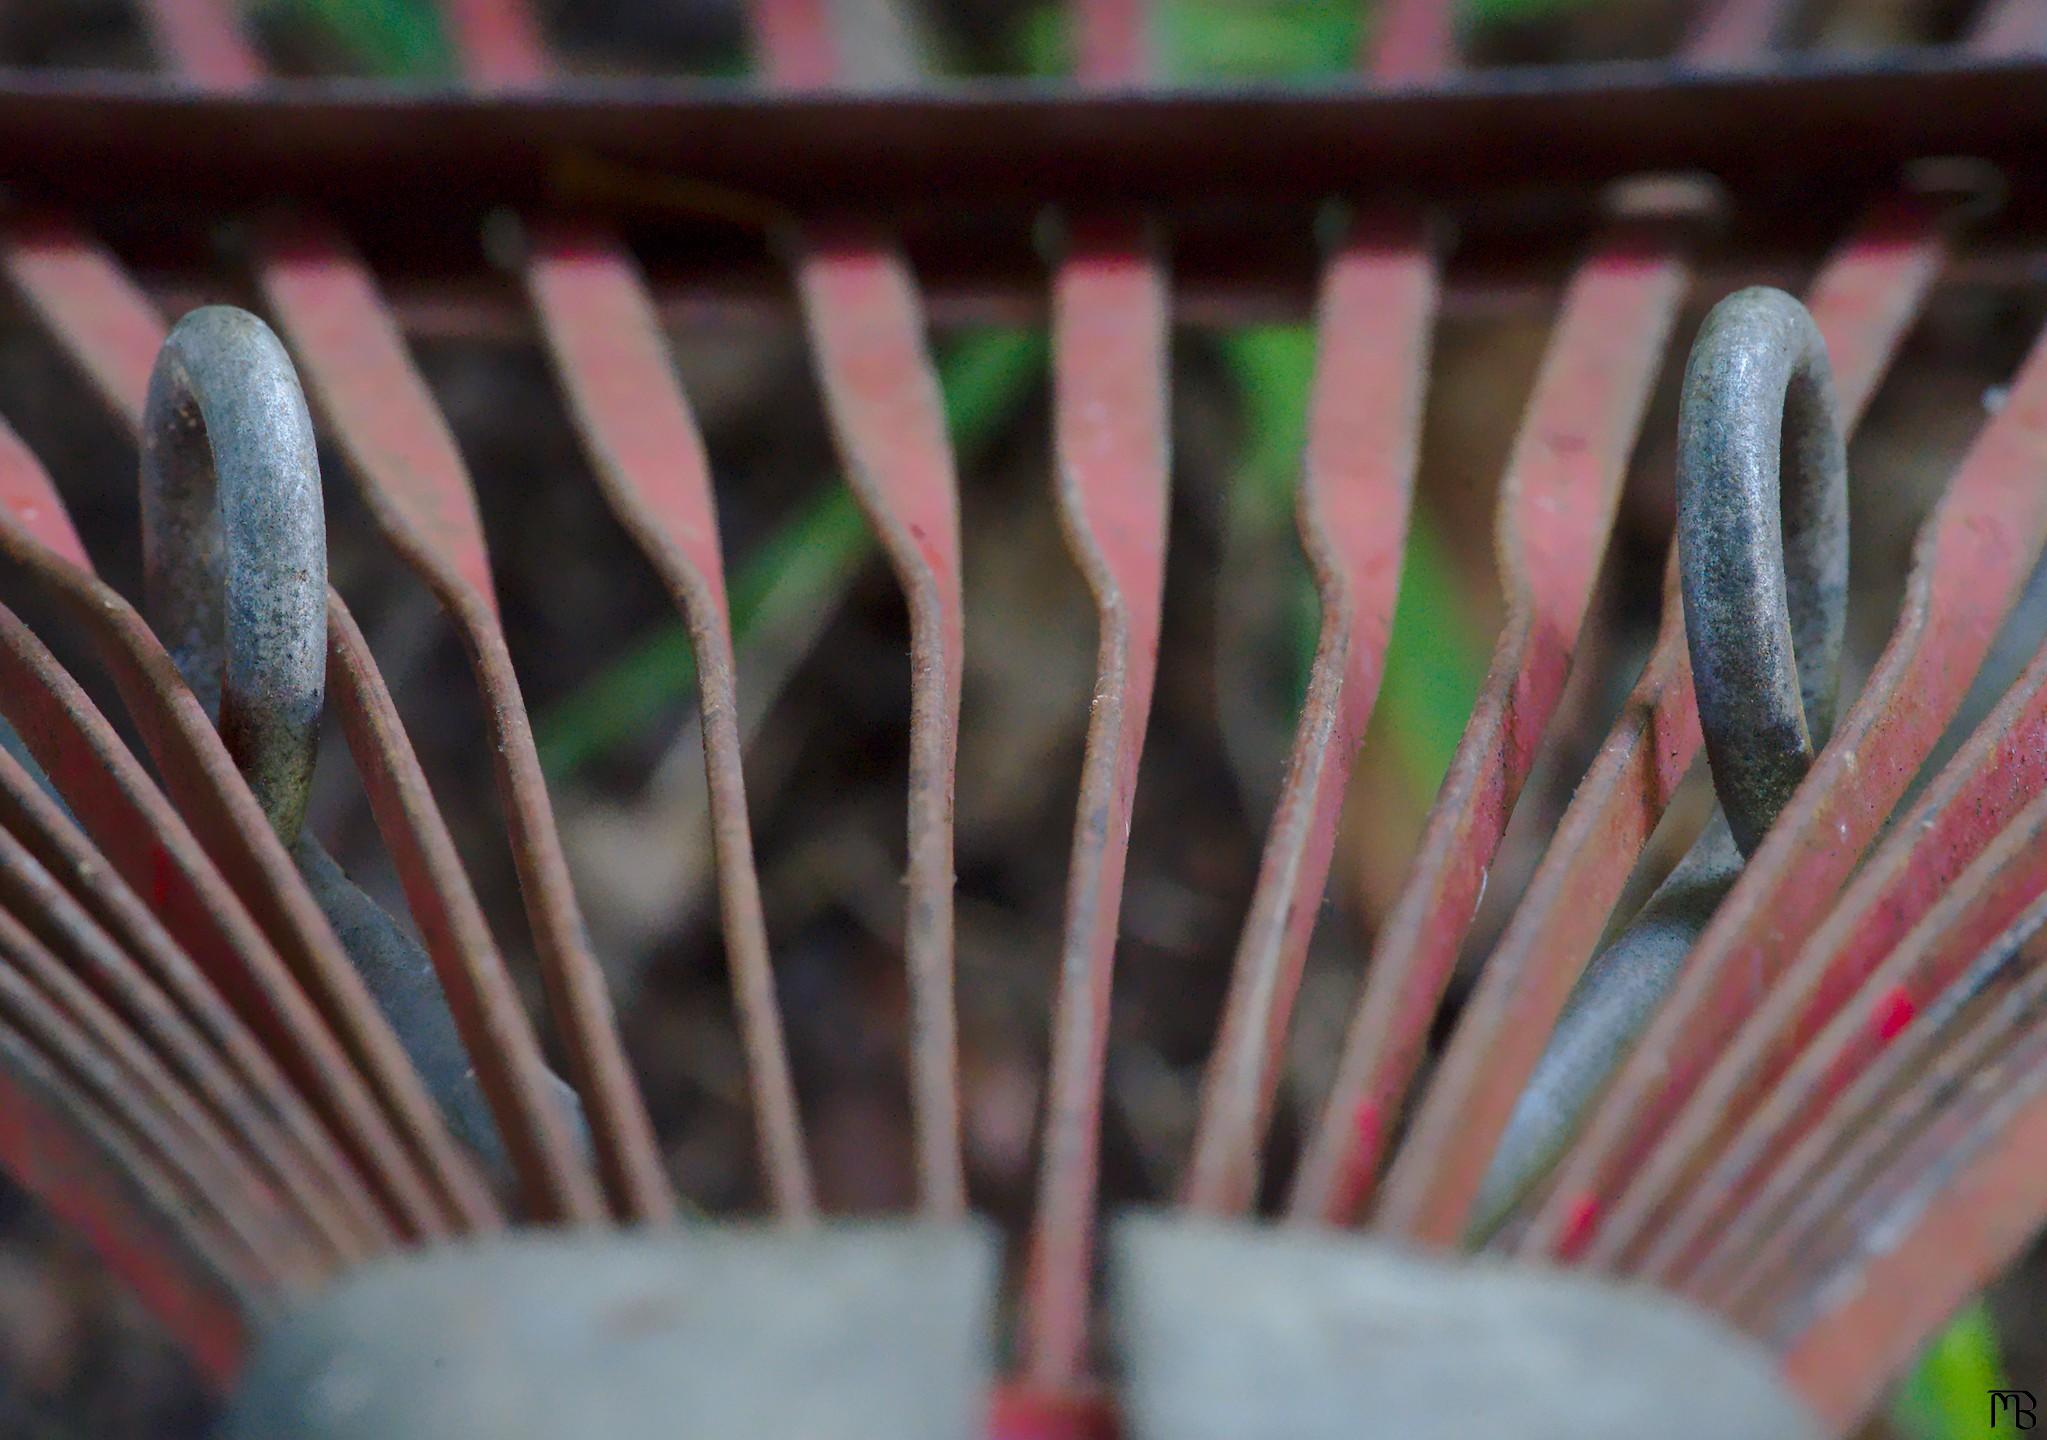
[0, 56, 2039, 225]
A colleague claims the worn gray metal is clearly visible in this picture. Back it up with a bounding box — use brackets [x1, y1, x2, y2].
[1472, 287, 1850, 1233]
[139, 303, 582, 1183]
[219, 1222, 1000, 1440]
[1676, 284, 1849, 857]
[142, 304, 327, 845]
[1110, 1213, 1819, 1440]
[1472, 812, 1743, 1238]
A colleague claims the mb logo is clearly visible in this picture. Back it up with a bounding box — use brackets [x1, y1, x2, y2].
[1992, 1389, 2038, 1428]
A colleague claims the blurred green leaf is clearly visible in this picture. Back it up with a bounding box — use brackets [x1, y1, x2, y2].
[1895, 1303, 2008, 1440]
[262, 0, 451, 76]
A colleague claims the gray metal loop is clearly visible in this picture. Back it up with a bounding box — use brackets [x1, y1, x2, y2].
[142, 305, 327, 847]
[1677, 286, 1849, 857]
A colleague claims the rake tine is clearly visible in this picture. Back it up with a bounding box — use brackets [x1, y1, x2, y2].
[1188, 0, 1452, 1220]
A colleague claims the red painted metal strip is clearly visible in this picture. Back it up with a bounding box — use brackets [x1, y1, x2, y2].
[1690, 906, 2047, 1320]
[0, 801, 374, 1264]
[1776, 1024, 2047, 1431]
[0, 742, 391, 1258]
[751, 0, 970, 1218]
[446, 0, 814, 1222]
[1183, 0, 1451, 1223]
[328, 595, 605, 1225]
[0, 213, 166, 434]
[1287, 212, 1692, 1226]
[1023, 217, 1168, 1385]
[136, 0, 675, 1224]
[0, 1020, 254, 1386]
[1517, 307, 2047, 1260]
[1624, 783, 2047, 1285]
[1019, 0, 1171, 1391]
[0, 904, 330, 1294]
[1375, 187, 1951, 1246]
[793, 229, 969, 1216]
[1522, 0, 2047, 1276]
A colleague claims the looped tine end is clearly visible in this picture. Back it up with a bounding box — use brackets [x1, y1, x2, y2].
[140, 305, 328, 847]
[1676, 285, 1849, 857]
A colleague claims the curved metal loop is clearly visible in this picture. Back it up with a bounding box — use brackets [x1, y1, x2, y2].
[142, 305, 326, 846]
[139, 305, 567, 1185]
[1677, 285, 1849, 856]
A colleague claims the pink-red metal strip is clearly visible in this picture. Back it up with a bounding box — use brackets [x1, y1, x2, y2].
[328, 595, 605, 1225]
[1021, 0, 1171, 1376]
[0, 1021, 253, 1385]
[1527, 0, 2047, 1275]
[1183, 0, 1450, 1221]
[753, 0, 970, 1218]
[1517, 304, 2047, 1262]
[1624, 780, 2047, 1284]
[1374, 188, 1952, 1246]
[0, 590, 453, 1240]
[0, 549, 501, 1233]
[0, 740, 392, 1256]
[0, 798, 375, 1263]
[254, 207, 676, 1234]
[1694, 906, 2047, 1320]
[1774, 1020, 2047, 1431]
[0, 903, 329, 1293]
[442, 0, 814, 1221]
[137, 0, 674, 1224]
[794, 228, 968, 1216]
[1285, 212, 1692, 1226]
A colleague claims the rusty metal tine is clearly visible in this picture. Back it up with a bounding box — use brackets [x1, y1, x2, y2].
[1609, 637, 2047, 1275]
[0, 1017, 258, 1385]
[1772, 1018, 2047, 1432]
[0, 237, 509, 1238]
[0, 581, 458, 1246]
[1735, 1017, 2046, 1335]
[793, 231, 968, 1217]
[1498, 0, 2047, 1270]
[0, 914, 323, 1296]
[0, 803, 377, 1261]
[1285, 208, 1693, 1226]
[751, 0, 969, 1217]
[518, 230, 812, 1220]
[134, 0, 672, 1222]
[0, 741, 392, 1254]
[440, 0, 812, 1222]
[1376, 200, 1967, 1249]
[1618, 783, 2047, 1282]
[1019, 0, 1171, 1385]
[0, 413, 499, 1237]
[327, 594, 604, 1224]
[1374, 557, 1696, 1243]
[249, 213, 674, 1224]
[1183, 1, 1449, 1222]
[1515, 308, 2047, 1263]
[1692, 898, 2047, 1316]
[1024, 218, 1167, 1382]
